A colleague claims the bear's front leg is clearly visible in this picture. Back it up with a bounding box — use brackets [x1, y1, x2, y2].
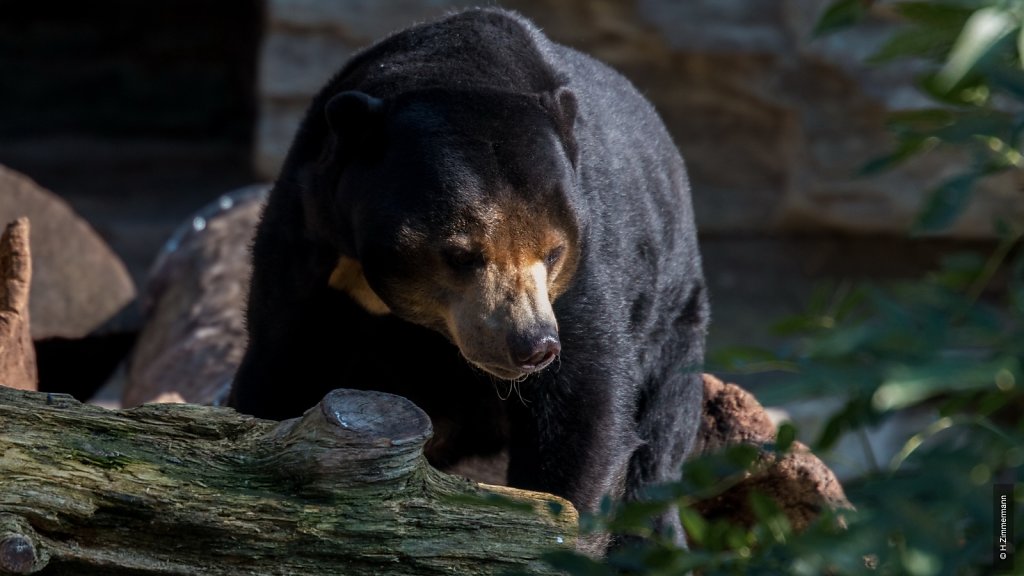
[229, 187, 343, 420]
[624, 369, 704, 548]
[506, 374, 641, 554]
[624, 287, 708, 548]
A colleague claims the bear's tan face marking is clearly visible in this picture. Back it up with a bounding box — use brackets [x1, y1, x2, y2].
[330, 194, 578, 380]
[435, 197, 577, 379]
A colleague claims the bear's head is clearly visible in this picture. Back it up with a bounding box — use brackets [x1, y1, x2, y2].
[317, 87, 582, 380]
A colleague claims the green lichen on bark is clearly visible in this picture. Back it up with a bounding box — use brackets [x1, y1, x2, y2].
[0, 387, 576, 575]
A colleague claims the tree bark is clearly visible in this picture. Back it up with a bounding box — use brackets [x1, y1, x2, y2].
[0, 386, 576, 575]
[0, 218, 37, 392]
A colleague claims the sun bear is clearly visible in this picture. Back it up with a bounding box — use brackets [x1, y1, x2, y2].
[229, 8, 708, 551]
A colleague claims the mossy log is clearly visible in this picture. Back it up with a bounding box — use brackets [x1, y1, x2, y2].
[0, 386, 576, 575]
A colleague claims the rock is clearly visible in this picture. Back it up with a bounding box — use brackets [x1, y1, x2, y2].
[693, 375, 851, 531]
[0, 165, 136, 340]
[0, 218, 37, 391]
[254, 0, 1022, 237]
[695, 374, 778, 454]
[123, 185, 268, 408]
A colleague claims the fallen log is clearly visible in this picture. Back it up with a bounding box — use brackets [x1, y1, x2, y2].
[0, 386, 575, 575]
[1, 376, 852, 575]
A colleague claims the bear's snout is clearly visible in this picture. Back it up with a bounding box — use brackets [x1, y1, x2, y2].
[507, 329, 560, 371]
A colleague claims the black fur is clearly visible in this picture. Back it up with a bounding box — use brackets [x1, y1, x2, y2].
[230, 8, 708, 550]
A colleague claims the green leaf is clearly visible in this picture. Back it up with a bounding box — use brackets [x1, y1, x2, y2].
[917, 72, 986, 105]
[975, 388, 1013, 416]
[936, 6, 1019, 91]
[933, 251, 986, 290]
[805, 323, 874, 358]
[860, 136, 934, 175]
[869, 27, 958, 63]
[606, 499, 668, 533]
[680, 447, 761, 498]
[606, 545, 683, 574]
[678, 506, 709, 545]
[814, 0, 870, 37]
[748, 491, 792, 543]
[726, 443, 762, 469]
[814, 396, 881, 450]
[1019, 20, 1024, 66]
[708, 346, 794, 374]
[771, 314, 826, 336]
[932, 110, 1012, 143]
[912, 171, 978, 233]
[886, 108, 957, 131]
[724, 522, 752, 551]
[776, 422, 798, 453]
[817, 414, 846, 450]
[892, 2, 976, 29]
[541, 550, 616, 576]
[873, 358, 1021, 410]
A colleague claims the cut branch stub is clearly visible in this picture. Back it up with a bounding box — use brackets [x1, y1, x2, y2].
[263, 389, 434, 490]
[0, 515, 47, 575]
[0, 535, 36, 575]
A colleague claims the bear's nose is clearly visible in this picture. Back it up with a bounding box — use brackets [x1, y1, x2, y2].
[508, 330, 561, 370]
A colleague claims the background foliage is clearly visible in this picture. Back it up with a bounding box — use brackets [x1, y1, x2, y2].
[528, 1, 1024, 574]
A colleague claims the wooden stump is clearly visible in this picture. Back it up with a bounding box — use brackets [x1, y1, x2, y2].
[0, 386, 575, 575]
[0, 218, 37, 391]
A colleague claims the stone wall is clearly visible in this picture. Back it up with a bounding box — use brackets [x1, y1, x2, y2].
[257, 0, 1023, 237]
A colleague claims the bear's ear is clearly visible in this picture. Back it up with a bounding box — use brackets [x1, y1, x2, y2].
[541, 87, 579, 169]
[325, 91, 386, 153]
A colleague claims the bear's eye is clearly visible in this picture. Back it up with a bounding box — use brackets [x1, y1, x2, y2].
[443, 248, 486, 272]
[545, 245, 565, 268]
